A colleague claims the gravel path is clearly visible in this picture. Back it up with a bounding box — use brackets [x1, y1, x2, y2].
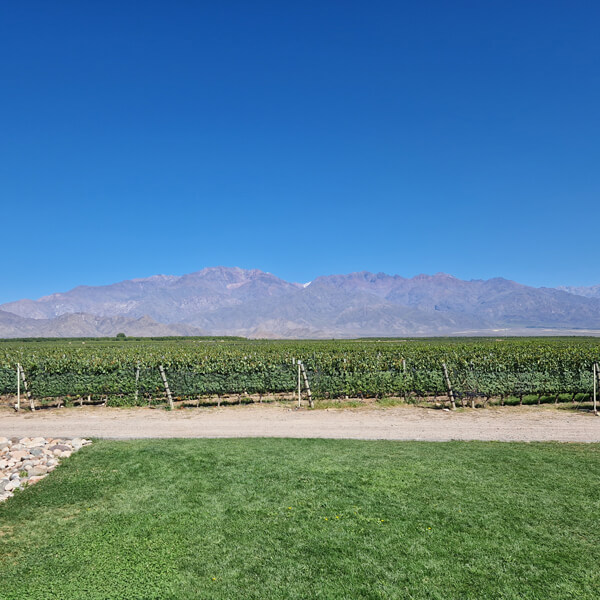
[1, 404, 599, 441]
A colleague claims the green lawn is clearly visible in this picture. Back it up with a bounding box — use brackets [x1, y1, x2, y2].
[1, 439, 599, 599]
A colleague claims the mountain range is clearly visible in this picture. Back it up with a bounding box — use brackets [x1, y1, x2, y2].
[556, 284, 600, 299]
[1, 267, 599, 338]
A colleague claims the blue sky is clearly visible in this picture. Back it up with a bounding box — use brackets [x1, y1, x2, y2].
[1, 1, 599, 303]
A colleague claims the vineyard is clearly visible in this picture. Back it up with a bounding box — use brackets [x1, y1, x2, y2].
[0, 337, 599, 408]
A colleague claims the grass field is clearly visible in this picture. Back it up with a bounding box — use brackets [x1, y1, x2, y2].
[1, 439, 599, 599]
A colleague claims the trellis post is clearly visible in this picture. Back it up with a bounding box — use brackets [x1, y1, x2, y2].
[19, 364, 35, 411]
[442, 363, 456, 410]
[297, 360, 302, 408]
[299, 361, 314, 408]
[402, 358, 407, 402]
[158, 365, 174, 409]
[16, 364, 20, 412]
[594, 362, 598, 416]
[134, 362, 140, 403]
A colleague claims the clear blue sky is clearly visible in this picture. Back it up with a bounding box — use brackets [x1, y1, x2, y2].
[2, 1, 599, 303]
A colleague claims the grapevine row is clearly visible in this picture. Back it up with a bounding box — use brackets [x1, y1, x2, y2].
[0, 338, 598, 406]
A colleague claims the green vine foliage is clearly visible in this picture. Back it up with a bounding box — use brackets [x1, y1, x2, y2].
[0, 337, 598, 405]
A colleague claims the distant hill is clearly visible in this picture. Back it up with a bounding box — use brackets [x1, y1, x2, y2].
[0, 310, 203, 338]
[1, 267, 599, 338]
[556, 284, 600, 299]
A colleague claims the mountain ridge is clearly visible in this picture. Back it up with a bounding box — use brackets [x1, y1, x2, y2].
[1, 267, 599, 338]
[556, 284, 600, 299]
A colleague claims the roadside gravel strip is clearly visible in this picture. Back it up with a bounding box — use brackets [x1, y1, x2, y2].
[1, 405, 599, 442]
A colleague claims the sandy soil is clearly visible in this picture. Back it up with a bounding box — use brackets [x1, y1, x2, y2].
[1, 404, 599, 442]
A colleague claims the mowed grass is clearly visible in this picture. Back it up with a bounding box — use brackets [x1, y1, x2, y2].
[1, 440, 600, 599]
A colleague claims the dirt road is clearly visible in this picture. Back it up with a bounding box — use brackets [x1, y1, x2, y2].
[1, 404, 599, 441]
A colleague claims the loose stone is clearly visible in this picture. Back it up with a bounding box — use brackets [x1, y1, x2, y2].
[11, 450, 29, 461]
[0, 437, 92, 502]
[49, 444, 71, 452]
[5, 480, 19, 492]
[29, 466, 48, 476]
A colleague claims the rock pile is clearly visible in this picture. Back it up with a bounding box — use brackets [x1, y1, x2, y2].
[0, 436, 91, 502]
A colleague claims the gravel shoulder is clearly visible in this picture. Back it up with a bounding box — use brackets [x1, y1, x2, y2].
[1, 404, 599, 441]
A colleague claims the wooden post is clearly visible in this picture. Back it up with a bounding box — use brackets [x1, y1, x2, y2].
[134, 362, 140, 403]
[594, 362, 598, 416]
[299, 362, 314, 408]
[297, 360, 302, 408]
[16, 364, 20, 412]
[442, 363, 456, 410]
[158, 365, 174, 409]
[19, 365, 35, 411]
